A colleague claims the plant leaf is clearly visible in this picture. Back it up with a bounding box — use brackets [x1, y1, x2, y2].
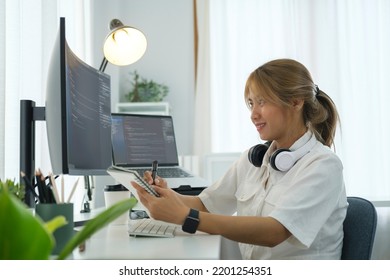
[0, 188, 53, 259]
[56, 197, 137, 260]
[44, 216, 68, 235]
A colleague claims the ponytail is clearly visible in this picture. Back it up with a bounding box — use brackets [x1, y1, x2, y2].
[308, 87, 340, 148]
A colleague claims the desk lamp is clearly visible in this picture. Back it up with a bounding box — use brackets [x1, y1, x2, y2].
[81, 19, 147, 212]
[99, 19, 147, 72]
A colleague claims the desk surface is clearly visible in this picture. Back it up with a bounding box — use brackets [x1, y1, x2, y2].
[72, 222, 222, 260]
[72, 206, 241, 260]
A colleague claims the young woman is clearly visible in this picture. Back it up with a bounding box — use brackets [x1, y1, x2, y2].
[132, 58, 348, 259]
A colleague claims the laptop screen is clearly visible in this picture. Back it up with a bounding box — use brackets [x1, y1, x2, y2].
[111, 113, 179, 167]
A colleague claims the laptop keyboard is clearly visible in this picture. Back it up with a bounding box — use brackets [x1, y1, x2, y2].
[128, 219, 176, 238]
[135, 167, 193, 178]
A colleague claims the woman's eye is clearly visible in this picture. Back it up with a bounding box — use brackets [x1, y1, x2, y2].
[257, 99, 265, 106]
[247, 98, 265, 109]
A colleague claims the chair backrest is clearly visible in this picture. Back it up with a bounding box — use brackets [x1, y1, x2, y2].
[341, 196, 377, 260]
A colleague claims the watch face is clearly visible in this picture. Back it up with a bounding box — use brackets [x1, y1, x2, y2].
[182, 209, 199, 233]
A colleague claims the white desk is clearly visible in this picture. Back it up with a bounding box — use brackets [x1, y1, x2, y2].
[72, 207, 241, 260]
[72, 223, 223, 259]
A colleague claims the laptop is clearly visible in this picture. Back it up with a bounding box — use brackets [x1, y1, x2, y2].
[110, 113, 209, 192]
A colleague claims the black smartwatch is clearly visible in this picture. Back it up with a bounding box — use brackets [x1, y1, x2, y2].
[182, 208, 199, 234]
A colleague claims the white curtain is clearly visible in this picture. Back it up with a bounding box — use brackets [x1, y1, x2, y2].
[193, 0, 212, 157]
[195, 0, 390, 201]
[0, 0, 91, 184]
[1, 0, 46, 180]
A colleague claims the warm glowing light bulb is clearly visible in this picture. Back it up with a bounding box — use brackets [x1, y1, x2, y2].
[103, 21, 147, 66]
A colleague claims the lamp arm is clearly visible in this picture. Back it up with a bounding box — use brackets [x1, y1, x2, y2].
[99, 57, 108, 72]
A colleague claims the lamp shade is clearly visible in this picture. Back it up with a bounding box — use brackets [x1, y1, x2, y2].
[103, 19, 147, 66]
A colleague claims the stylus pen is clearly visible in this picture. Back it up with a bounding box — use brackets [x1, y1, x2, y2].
[151, 160, 158, 184]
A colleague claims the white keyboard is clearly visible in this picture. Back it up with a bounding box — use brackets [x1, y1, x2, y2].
[128, 219, 176, 238]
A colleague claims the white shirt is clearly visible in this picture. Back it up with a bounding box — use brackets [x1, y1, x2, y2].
[199, 132, 348, 259]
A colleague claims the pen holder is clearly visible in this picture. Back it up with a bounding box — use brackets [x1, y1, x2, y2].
[35, 203, 74, 256]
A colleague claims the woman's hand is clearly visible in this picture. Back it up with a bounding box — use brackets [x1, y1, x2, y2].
[131, 178, 189, 225]
[143, 171, 168, 188]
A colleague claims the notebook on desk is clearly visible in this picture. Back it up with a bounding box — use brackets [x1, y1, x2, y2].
[111, 113, 209, 191]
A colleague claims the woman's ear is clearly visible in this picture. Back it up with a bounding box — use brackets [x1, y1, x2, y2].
[291, 99, 304, 111]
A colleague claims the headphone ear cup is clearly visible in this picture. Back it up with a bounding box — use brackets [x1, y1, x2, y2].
[270, 148, 293, 171]
[248, 144, 269, 167]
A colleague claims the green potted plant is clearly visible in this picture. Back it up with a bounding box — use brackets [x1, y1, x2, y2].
[125, 71, 169, 102]
[0, 178, 25, 201]
[0, 182, 137, 260]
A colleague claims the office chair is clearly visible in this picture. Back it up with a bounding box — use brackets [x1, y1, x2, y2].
[341, 196, 377, 260]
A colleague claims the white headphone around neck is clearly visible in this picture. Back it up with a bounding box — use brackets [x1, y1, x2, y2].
[248, 134, 316, 172]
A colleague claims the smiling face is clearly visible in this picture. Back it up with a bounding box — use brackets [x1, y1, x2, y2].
[247, 91, 290, 142]
[244, 58, 337, 149]
[245, 75, 307, 149]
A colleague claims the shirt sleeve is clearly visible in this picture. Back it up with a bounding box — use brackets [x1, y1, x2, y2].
[198, 152, 249, 215]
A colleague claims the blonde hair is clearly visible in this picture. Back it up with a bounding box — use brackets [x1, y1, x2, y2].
[244, 58, 340, 148]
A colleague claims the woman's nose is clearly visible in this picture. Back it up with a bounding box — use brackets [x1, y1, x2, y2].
[250, 105, 260, 120]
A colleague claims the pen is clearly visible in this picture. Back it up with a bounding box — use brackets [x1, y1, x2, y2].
[33, 174, 59, 188]
[46, 185, 56, 203]
[151, 160, 158, 184]
[40, 172, 52, 203]
[49, 173, 60, 204]
[67, 177, 80, 203]
[61, 175, 65, 203]
[35, 170, 46, 203]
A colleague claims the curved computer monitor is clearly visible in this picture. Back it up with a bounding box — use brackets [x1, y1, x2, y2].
[45, 17, 112, 175]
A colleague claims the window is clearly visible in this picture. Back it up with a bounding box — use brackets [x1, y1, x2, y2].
[195, 0, 390, 201]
